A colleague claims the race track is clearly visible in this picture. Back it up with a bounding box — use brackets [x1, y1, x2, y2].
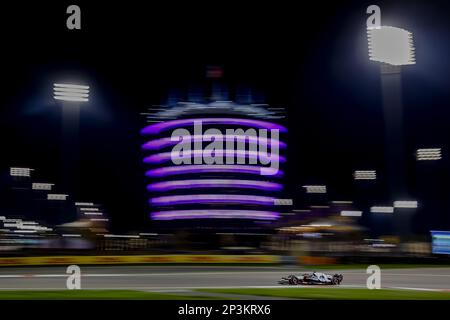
[0, 266, 449, 292]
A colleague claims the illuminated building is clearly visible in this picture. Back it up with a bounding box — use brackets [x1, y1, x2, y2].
[140, 73, 288, 226]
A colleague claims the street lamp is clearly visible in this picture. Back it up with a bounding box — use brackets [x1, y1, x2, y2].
[53, 82, 90, 200]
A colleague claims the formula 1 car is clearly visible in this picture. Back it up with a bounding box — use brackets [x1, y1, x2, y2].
[278, 272, 343, 285]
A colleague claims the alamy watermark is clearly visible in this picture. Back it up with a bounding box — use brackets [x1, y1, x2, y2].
[366, 265, 381, 289]
[66, 265, 81, 289]
[169, 121, 280, 176]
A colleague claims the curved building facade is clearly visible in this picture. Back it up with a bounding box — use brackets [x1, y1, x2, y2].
[141, 88, 287, 226]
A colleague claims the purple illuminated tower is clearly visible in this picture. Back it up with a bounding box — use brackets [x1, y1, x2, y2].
[140, 70, 287, 226]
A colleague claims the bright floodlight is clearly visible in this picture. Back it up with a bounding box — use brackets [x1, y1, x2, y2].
[416, 148, 442, 161]
[47, 194, 68, 201]
[354, 170, 376, 180]
[274, 199, 293, 206]
[53, 83, 89, 102]
[394, 200, 418, 208]
[370, 206, 394, 213]
[367, 26, 416, 66]
[75, 202, 94, 206]
[303, 185, 327, 194]
[10, 167, 33, 177]
[32, 183, 54, 190]
[341, 210, 363, 217]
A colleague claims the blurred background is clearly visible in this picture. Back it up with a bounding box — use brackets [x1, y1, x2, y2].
[0, 0, 449, 269]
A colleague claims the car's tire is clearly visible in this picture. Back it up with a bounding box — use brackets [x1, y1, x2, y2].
[332, 277, 339, 285]
[290, 277, 299, 285]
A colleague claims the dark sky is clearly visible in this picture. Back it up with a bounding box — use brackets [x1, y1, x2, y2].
[0, 1, 449, 233]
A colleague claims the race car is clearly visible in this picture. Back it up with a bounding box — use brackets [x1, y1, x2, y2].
[278, 272, 343, 285]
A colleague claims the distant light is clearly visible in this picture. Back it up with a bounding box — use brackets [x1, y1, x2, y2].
[53, 83, 89, 102]
[354, 170, 376, 180]
[367, 26, 416, 66]
[13, 230, 36, 233]
[3, 223, 20, 228]
[79, 207, 99, 211]
[21, 221, 38, 225]
[416, 148, 442, 161]
[90, 218, 108, 222]
[103, 234, 140, 239]
[47, 194, 68, 201]
[370, 206, 394, 213]
[292, 209, 311, 212]
[302, 224, 333, 228]
[75, 202, 94, 206]
[303, 185, 327, 194]
[32, 183, 54, 190]
[139, 233, 158, 236]
[62, 234, 81, 237]
[10, 167, 33, 177]
[394, 200, 418, 208]
[332, 201, 353, 204]
[372, 243, 396, 248]
[83, 212, 103, 216]
[341, 210, 363, 217]
[310, 205, 330, 209]
[274, 199, 293, 206]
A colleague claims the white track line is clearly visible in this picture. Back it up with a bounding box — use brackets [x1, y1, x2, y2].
[0, 271, 449, 278]
[0, 285, 449, 292]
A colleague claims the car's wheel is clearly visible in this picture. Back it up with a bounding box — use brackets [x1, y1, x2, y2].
[332, 277, 339, 285]
[292, 277, 299, 285]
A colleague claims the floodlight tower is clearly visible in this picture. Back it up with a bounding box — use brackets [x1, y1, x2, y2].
[53, 83, 90, 198]
[367, 26, 416, 238]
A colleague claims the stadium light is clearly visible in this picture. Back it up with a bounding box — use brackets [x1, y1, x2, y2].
[302, 185, 327, 194]
[370, 206, 394, 213]
[416, 148, 442, 161]
[47, 194, 68, 201]
[53, 81, 90, 201]
[10, 167, 34, 177]
[353, 170, 376, 180]
[332, 201, 353, 204]
[367, 26, 415, 66]
[82, 212, 103, 216]
[32, 183, 54, 190]
[394, 200, 418, 208]
[274, 199, 293, 206]
[53, 83, 90, 102]
[366, 24, 417, 241]
[341, 210, 363, 217]
[103, 234, 140, 239]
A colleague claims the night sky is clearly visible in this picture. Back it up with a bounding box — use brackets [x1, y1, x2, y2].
[0, 1, 449, 233]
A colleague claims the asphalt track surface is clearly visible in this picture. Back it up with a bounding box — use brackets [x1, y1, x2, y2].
[0, 266, 449, 291]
